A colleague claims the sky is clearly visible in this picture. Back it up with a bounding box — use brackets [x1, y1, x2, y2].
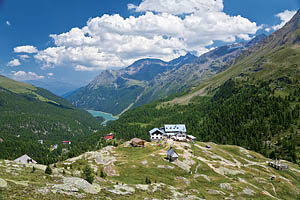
[0, 0, 299, 87]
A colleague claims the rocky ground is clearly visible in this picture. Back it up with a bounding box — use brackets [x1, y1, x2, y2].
[0, 141, 300, 199]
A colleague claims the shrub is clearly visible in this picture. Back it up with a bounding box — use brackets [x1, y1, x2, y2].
[45, 165, 52, 175]
[83, 165, 94, 184]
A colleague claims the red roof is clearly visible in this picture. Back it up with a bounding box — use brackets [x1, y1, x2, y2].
[63, 141, 71, 143]
[103, 134, 114, 140]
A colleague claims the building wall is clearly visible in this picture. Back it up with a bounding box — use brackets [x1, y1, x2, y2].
[151, 133, 163, 140]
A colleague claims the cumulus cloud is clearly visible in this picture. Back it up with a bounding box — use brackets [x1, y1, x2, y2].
[47, 72, 54, 76]
[14, 45, 38, 54]
[272, 10, 297, 31]
[6, 21, 11, 26]
[34, 0, 259, 71]
[7, 59, 21, 67]
[128, 0, 224, 15]
[11, 71, 45, 81]
[75, 65, 99, 71]
[18, 54, 30, 60]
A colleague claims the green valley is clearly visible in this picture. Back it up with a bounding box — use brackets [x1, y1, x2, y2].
[0, 75, 103, 164]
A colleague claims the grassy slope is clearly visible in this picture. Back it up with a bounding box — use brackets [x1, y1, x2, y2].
[0, 76, 103, 163]
[1, 141, 299, 199]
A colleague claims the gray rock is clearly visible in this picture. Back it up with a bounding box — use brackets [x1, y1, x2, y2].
[207, 189, 225, 195]
[63, 177, 99, 194]
[157, 165, 174, 169]
[108, 184, 135, 195]
[135, 184, 150, 191]
[141, 160, 148, 165]
[243, 188, 255, 196]
[0, 178, 7, 188]
[220, 183, 233, 191]
[52, 184, 79, 193]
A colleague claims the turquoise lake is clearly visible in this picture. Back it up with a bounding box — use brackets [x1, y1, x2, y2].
[87, 110, 118, 124]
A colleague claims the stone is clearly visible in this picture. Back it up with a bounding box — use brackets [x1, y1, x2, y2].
[141, 160, 148, 165]
[135, 184, 149, 191]
[63, 177, 99, 194]
[207, 190, 225, 195]
[157, 165, 174, 169]
[220, 183, 233, 191]
[108, 184, 135, 195]
[243, 188, 255, 196]
[52, 184, 79, 193]
[0, 178, 7, 188]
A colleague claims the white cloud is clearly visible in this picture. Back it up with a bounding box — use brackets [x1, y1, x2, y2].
[11, 71, 45, 81]
[7, 59, 21, 67]
[14, 45, 38, 54]
[47, 72, 54, 76]
[18, 54, 30, 60]
[272, 10, 297, 31]
[265, 27, 271, 32]
[129, 0, 224, 15]
[6, 21, 11, 26]
[75, 65, 100, 71]
[34, 0, 259, 71]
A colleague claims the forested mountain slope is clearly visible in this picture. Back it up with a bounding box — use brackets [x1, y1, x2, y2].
[99, 10, 300, 164]
[0, 75, 102, 164]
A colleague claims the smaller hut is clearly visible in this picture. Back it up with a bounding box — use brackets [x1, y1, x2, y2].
[0, 138, 3, 143]
[130, 138, 145, 147]
[186, 135, 196, 142]
[268, 159, 289, 171]
[14, 154, 37, 164]
[167, 146, 178, 162]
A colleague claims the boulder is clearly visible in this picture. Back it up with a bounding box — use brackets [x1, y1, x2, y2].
[220, 183, 232, 191]
[0, 178, 7, 188]
[63, 177, 99, 194]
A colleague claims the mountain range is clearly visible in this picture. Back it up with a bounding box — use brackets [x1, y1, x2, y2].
[66, 34, 266, 115]
[100, 9, 300, 164]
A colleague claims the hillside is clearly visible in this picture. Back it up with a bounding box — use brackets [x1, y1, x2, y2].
[97, 10, 300, 164]
[0, 141, 299, 199]
[0, 75, 103, 164]
[26, 80, 80, 96]
[66, 35, 265, 115]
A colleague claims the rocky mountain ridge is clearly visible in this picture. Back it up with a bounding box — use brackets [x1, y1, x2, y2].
[66, 34, 266, 115]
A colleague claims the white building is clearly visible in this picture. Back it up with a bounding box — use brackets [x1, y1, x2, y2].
[149, 124, 192, 142]
[149, 128, 164, 141]
[164, 124, 187, 139]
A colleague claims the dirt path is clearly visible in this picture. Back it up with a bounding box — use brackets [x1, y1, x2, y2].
[117, 91, 144, 117]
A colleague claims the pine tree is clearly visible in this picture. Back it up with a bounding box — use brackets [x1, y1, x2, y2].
[83, 165, 94, 184]
[45, 165, 52, 175]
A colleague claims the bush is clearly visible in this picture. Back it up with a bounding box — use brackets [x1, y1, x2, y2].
[100, 169, 106, 178]
[45, 165, 52, 175]
[83, 165, 94, 184]
[145, 176, 151, 184]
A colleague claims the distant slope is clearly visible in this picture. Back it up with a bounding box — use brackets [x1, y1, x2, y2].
[67, 35, 265, 115]
[0, 75, 102, 163]
[169, 9, 300, 105]
[26, 80, 81, 96]
[66, 54, 197, 115]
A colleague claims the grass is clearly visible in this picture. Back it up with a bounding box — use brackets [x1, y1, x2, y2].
[1, 141, 300, 199]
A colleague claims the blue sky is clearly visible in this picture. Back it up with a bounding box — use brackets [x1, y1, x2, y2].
[0, 0, 299, 88]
